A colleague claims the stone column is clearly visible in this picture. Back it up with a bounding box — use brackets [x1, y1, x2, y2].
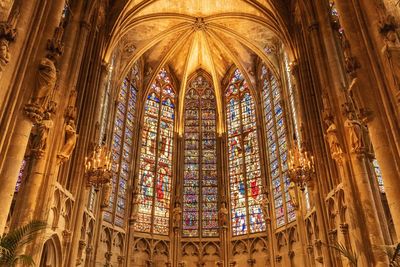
[0, 109, 40, 234]
[0, 0, 66, 234]
[290, 60, 333, 267]
[343, 111, 387, 266]
[334, 0, 400, 241]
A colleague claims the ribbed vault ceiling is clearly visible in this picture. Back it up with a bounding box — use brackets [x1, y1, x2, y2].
[105, 0, 292, 115]
[103, 0, 293, 133]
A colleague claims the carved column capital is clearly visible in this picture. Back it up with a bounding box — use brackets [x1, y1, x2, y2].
[0, 21, 17, 41]
[379, 15, 399, 46]
[275, 255, 282, 262]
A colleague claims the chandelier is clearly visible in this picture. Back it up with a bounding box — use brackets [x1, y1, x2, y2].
[288, 147, 315, 191]
[84, 145, 112, 189]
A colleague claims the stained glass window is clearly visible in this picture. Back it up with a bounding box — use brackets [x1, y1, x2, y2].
[134, 68, 175, 235]
[104, 64, 139, 227]
[226, 69, 266, 236]
[261, 65, 296, 228]
[182, 74, 219, 238]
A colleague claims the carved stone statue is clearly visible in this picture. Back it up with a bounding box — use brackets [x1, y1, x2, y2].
[260, 193, 270, 222]
[101, 182, 111, 209]
[130, 187, 140, 221]
[32, 57, 57, 109]
[288, 181, 298, 208]
[219, 202, 229, 227]
[31, 112, 53, 158]
[172, 203, 182, 229]
[325, 119, 343, 162]
[0, 39, 10, 71]
[57, 119, 77, 162]
[344, 114, 364, 153]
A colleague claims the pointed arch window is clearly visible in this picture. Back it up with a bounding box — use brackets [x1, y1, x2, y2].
[104, 64, 140, 227]
[182, 74, 219, 238]
[261, 65, 296, 228]
[134, 69, 175, 235]
[226, 69, 266, 236]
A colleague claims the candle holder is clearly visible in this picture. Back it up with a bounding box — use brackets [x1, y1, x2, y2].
[84, 145, 112, 189]
[288, 146, 315, 191]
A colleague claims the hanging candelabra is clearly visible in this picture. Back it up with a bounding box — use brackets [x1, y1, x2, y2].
[288, 147, 315, 191]
[84, 145, 112, 189]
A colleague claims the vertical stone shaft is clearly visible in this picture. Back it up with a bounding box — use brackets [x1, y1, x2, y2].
[0, 0, 65, 235]
[334, 0, 400, 241]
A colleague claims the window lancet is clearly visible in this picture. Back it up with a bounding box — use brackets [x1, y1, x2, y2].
[182, 73, 219, 238]
[134, 69, 175, 235]
[261, 65, 296, 228]
[226, 69, 266, 236]
[104, 64, 139, 227]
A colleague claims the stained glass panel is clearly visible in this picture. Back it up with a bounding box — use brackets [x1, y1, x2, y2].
[135, 69, 175, 235]
[261, 65, 296, 227]
[226, 69, 266, 236]
[183, 74, 219, 238]
[104, 63, 139, 226]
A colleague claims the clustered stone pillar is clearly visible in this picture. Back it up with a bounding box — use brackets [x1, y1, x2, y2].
[0, 0, 67, 235]
[334, 0, 400, 241]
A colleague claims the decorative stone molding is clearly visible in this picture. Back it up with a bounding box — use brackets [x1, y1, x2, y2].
[193, 17, 206, 31]
[307, 244, 314, 254]
[339, 223, 349, 234]
[247, 258, 256, 266]
[117, 255, 125, 264]
[275, 255, 282, 262]
[379, 15, 399, 46]
[62, 229, 72, 245]
[79, 239, 87, 250]
[315, 256, 324, 263]
[0, 10, 18, 72]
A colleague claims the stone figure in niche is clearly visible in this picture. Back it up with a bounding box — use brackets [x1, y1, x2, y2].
[288, 181, 298, 208]
[172, 202, 182, 229]
[219, 202, 229, 227]
[0, 39, 10, 70]
[130, 187, 140, 221]
[57, 119, 77, 162]
[31, 111, 53, 158]
[344, 113, 364, 153]
[101, 182, 111, 208]
[32, 57, 57, 109]
[260, 192, 271, 222]
[325, 118, 343, 161]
